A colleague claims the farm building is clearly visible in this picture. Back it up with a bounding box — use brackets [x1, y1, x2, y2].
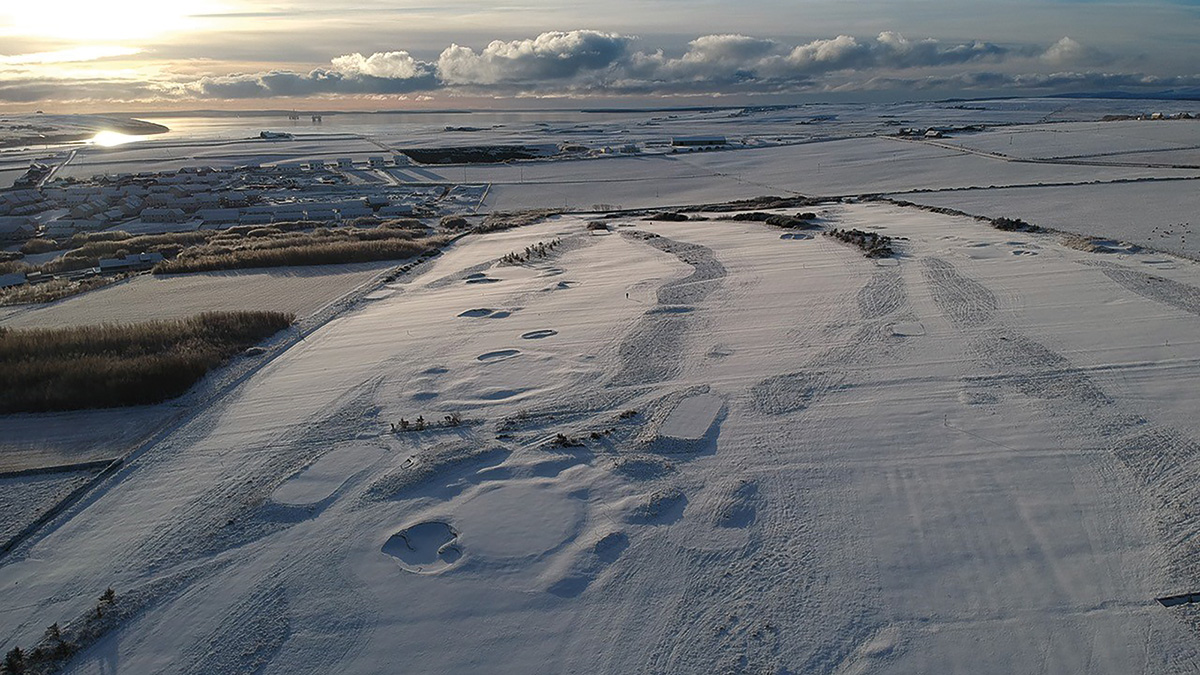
[98, 252, 165, 273]
[671, 136, 727, 148]
[239, 213, 272, 225]
[141, 208, 187, 223]
[338, 206, 374, 220]
[0, 216, 35, 241]
[378, 204, 414, 217]
[305, 208, 338, 221]
[0, 272, 27, 289]
[198, 208, 241, 225]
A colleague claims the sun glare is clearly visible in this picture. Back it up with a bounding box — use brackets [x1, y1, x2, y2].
[90, 130, 144, 147]
[4, 0, 212, 41]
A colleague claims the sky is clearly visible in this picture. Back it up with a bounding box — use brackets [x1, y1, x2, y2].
[0, 0, 1198, 111]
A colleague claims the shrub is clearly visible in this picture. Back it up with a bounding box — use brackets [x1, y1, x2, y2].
[377, 218, 424, 230]
[0, 275, 126, 306]
[439, 215, 469, 229]
[68, 231, 130, 247]
[992, 217, 1039, 232]
[154, 236, 446, 274]
[825, 228, 895, 258]
[0, 311, 294, 412]
[19, 238, 61, 255]
[0, 260, 32, 276]
[642, 212, 689, 222]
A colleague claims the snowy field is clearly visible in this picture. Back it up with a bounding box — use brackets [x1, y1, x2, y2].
[0, 470, 94, 544]
[894, 181, 1200, 258]
[0, 261, 395, 330]
[4, 203, 1200, 672]
[4, 99, 1200, 672]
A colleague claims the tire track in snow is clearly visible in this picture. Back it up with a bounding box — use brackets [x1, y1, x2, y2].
[129, 378, 386, 573]
[922, 255, 1200, 650]
[749, 266, 916, 416]
[609, 231, 726, 387]
[921, 257, 997, 328]
[1083, 261, 1200, 318]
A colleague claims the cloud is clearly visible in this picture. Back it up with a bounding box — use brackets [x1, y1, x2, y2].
[0, 30, 1180, 104]
[331, 51, 428, 79]
[435, 30, 632, 85]
[195, 68, 438, 98]
[0, 46, 143, 66]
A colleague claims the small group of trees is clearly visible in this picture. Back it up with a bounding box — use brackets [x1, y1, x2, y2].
[2, 588, 116, 674]
[500, 239, 560, 265]
[824, 228, 895, 258]
[391, 413, 461, 433]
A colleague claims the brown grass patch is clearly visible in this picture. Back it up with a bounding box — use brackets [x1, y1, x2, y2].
[0, 311, 294, 413]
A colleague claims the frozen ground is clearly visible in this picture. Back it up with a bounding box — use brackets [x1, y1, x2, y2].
[0, 470, 94, 544]
[0, 261, 396, 330]
[891, 181, 1200, 258]
[4, 203, 1200, 672]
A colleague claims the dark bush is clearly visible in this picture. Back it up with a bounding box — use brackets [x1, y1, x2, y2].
[19, 238, 61, 255]
[992, 217, 1039, 232]
[642, 212, 689, 222]
[154, 236, 445, 274]
[0, 311, 294, 412]
[825, 228, 895, 258]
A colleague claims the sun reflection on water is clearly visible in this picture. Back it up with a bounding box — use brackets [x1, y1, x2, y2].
[90, 131, 145, 147]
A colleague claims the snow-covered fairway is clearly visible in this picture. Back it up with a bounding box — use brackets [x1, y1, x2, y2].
[4, 204, 1200, 673]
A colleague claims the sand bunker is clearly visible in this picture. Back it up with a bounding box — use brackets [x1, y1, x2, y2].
[271, 445, 386, 506]
[477, 349, 521, 362]
[382, 521, 461, 573]
[452, 484, 583, 559]
[890, 322, 926, 337]
[660, 394, 724, 440]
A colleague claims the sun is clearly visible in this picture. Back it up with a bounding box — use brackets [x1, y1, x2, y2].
[4, 0, 210, 42]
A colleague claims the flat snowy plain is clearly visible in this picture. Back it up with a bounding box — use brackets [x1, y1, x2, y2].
[3, 100, 1200, 673]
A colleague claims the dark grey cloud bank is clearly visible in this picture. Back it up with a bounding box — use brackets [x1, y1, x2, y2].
[5, 30, 1198, 103]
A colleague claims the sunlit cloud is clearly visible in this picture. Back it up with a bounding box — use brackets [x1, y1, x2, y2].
[1, 0, 221, 41]
[0, 45, 143, 65]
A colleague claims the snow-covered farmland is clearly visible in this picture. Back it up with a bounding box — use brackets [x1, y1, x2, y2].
[4, 204, 1200, 672]
[0, 261, 395, 330]
[945, 120, 1200, 161]
[894, 180, 1200, 257]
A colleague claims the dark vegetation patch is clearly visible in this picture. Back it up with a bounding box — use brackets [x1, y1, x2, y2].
[686, 195, 825, 213]
[3, 588, 119, 675]
[642, 212, 694, 222]
[478, 209, 561, 233]
[18, 238, 63, 255]
[991, 216, 1040, 232]
[0, 275, 128, 306]
[400, 145, 543, 164]
[439, 215, 470, 230]
[152, 229, 446, 274]
[717, 211, 819, 229]
[500, 239, 560, 265]
[825, 228, 895, 258]
[0, 310, 293, 413]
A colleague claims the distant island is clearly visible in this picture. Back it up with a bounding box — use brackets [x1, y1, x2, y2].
[0, 114, 169, 149]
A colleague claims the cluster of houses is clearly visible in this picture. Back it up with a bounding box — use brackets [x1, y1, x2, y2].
[0, 189, 41, 242]
[0, 251, 165, 291]
[0, 161, 433, 242]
